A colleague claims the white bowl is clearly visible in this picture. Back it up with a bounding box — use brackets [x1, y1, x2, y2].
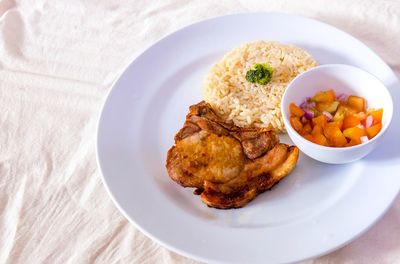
[281, 64, 393, 164]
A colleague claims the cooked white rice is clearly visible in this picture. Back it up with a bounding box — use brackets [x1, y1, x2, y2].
[202, 41, 317, 132]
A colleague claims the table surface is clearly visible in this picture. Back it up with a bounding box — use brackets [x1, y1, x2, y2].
[1, 0, 399, 263]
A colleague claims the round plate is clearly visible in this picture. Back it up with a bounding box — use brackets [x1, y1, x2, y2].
[97, 13, 400, 263]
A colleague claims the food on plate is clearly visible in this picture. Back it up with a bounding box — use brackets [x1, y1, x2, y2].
[202, 41, 317, 132]
[289, 89, 383, 147]
[166, 101, 299, 209]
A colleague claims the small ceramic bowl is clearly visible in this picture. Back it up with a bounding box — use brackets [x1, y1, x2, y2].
[281, 64, 393, 164]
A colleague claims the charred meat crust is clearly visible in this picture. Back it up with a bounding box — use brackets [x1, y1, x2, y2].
[174, 101, 278, 159]
[166, 101, 299, 209]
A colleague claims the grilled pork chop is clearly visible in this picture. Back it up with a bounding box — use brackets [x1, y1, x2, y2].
[166, 101, 299, 209]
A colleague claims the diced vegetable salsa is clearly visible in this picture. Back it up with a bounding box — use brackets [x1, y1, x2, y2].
[289, 89, 383, 147]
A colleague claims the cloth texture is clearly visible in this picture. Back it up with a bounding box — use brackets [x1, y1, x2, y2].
[1, 0, 399, 263]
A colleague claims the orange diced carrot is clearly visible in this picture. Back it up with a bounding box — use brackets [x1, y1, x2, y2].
[324, 121, 343, 136]
[311, 89, 336, 103]
[345, 139, 360, 147]
[311, 124, 323, 136]
[343, 127, 366, 142]
[333, 105, 356, 121]
[323, 121, 347, 147]
[302, 122, 312, 135]
[342, 115, 361, 130]
[303, 134, 314, 143]
[366, 123, 382, 139]
[331, 130, 347, 147]
[316, 102, 327, 112]
[354, 111, 367, 121]
[369, 108, 383, 123]
[331, 120, 343, 131]
[313, 133, 329, 146]
[290, 116, 303, 133]
[316, 101, 339, 113]
[290, 103, 305, 117]
[347, 95, 365, 112]
[323, 122, 340, 139]
[312, 115, 328, 127]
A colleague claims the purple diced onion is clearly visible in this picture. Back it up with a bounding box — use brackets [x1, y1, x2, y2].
[322, 111, 333, 121]
[304, 110, 314, 120]
[300, 97, 315, 111]
[360, 136, 369, 143]
[337, 93, 348, 101]
[365, 115, 373, 128]
[300, 99, 309, 109]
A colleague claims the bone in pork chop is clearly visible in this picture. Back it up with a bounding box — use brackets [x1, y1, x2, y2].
[166, 101, 299, 209]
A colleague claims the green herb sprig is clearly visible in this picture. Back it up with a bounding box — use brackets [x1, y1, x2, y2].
[245, 63, 274, 85]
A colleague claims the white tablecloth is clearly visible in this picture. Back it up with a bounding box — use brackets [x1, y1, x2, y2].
[1, 0, 399, 263]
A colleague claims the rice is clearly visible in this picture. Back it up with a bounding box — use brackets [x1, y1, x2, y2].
[202, 41, 317, 132]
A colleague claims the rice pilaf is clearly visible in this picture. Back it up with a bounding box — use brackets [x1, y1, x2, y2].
[202, 41, 317, 132]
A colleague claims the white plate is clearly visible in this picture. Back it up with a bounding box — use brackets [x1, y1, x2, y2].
[97, 13, 400, 263]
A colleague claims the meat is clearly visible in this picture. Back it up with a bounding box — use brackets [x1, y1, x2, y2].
[166, 101, 299, 209]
